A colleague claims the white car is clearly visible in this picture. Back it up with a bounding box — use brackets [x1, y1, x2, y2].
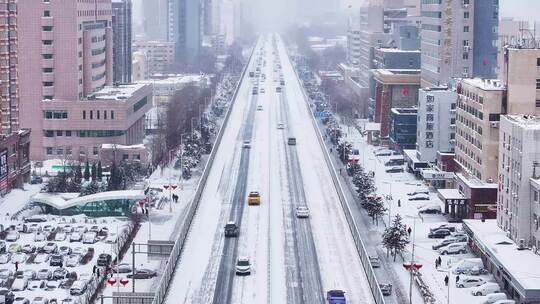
[72, 247, 87, 256]
[75, 226, 87, 234]
[82, 232, 97, 244]
[27, 280, 45, 291]
[235, 257, 251, 275]
[471, 282, 501, 296]
[6, 231, 19, 242]
[408, 193, 430, 201]
[0, 269, 12, 279]
[242, 140, 251, 149]
[36, 269, 51, 280]
[11, 277, 28, 291]
[30, 297, 48, 304]
[55, 232, 67, 241]
[28, 224, 42, 233]
[70, 232, 82, 243]
[456, 276, 486, 288]
[438, 243, 468, 255]
[34, 253, 49, 264]
[0, 253, 10, 264]
[34, 232, 47, 242]
[43, 242, 57, 254]
[260, 88, 265, 93]
[104, 233, 118, 244]
[11, 253, 26, 264]
[295, 206, 310, 218]
[65, 254, 81, 267]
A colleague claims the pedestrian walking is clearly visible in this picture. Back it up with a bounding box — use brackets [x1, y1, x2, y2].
[330, 148, 333, 153]
[96, 268, 101, 278]
[435, 258, 439, 269]
[339, 168, 342, 175]
[456, 275, 460, 284]
[397, 199, 401, 207]
[444, 275, 449, 286]
[437, 256, 442, 267]
[407, 227, 412, 236]
[93, 265, 97, 274]
[14, 261, 18, 272]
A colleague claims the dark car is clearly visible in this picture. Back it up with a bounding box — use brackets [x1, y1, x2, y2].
[52, 268, 69, 280]
[126, 269, 157, 279]
[385, 167, 404, 173]
[327, 290, 346, 304]
[50, 255, 64, 267]
[430, 224, 456, 233]
[428, 229, 451, 239]
[97, 254, 112, 267]
[30, 176, 43, 184]
[0, 288, 15, 304]
[224, 222, 239, 237]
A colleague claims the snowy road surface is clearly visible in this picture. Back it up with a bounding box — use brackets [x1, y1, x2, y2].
[164, 35, 375, 304]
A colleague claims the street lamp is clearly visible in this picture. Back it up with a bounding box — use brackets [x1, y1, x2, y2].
[403, 215, 421, 304]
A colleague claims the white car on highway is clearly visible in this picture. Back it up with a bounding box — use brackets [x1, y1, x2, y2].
[295, 206, 310, 218]
[235, 257, 251, 275]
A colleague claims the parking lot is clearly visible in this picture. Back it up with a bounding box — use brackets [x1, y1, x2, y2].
[0, 214, 133, 304]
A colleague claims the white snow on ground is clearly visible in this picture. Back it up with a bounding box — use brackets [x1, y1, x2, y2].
[277, 37, 376, 304]
[0, 183, 43, 216]
[337, 120, 498, 304]
[164, 40, 261, 304]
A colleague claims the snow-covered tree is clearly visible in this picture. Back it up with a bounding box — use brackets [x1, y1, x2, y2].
[353, 170, 376, 201]
[91, 163, 97, 181]
[337, 140, 352, 164]
[97, 161, 103, 181]
[83, 161, 90, 181]
[382, 214, 410, 261]
[362, 196, 387, 225]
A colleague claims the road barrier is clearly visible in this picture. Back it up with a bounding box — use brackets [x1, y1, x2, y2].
[285, 45, 386, 304]
[151, 44, 256, 304]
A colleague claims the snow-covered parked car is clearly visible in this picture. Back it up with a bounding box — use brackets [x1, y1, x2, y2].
[438, 243, 468, 255]
[470, 282, 501, 296]
[456, 276, 485, 288]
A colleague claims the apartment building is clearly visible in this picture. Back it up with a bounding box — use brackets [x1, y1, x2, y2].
[389, 108, 417, 151]
[498, 115, 540, 245]
[132, 51, 148, 81]
[416, 87, 457, 163]
[112, 0, 132, 83]
[0, 0, 31, 193]
[455, 78, 505, 182]
[17, 0, 152, 161]
[132, 41, 175, 76]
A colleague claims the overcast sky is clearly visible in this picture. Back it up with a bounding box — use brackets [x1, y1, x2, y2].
[500, 0, 540, 22]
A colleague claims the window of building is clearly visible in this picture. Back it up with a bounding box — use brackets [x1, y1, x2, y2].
[66, 130, 72, 137]
[463, 52, 469, 60]
[122, 154, 129, 160]
[536, 79, 540, 90]
[42, 26, 53, 32]
[97, 110, 100, 120]
[111, 110, 114, 119]
[93, 147, 99, 156]
[464, 12, 469, 19]
[57, 147, 63, 156]
[104, 111, 107, 120]
[44, 130, 54, 137]
[463, 40, 469, 46]
[463, 26, 469, 33]
[43, 82, 53, 87]
[43, 95, 54, 100]
[536, 100, 540, 108]
[43, 10, 50, 17]
[537, 58, 540, 67]
[134, 154, 141, 160]
[90, 110, 93, 119]
[82, 110, 86, 120]
[46, 147, 53, 155]
[43, 68, 53, 73]
[79, 146, 86, 155]
[43, 111, 67, 119]
[66, 147, 72, 156]
[42, 54, 53, 59]
[43, 0, 50, 2]
[42, 40, 52, 45]
[56, 130, 63, 137]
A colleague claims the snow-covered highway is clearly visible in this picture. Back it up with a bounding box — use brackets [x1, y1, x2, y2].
[163, 34, 376, 304]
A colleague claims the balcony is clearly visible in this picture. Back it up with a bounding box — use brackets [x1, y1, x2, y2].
[42, 59, 54, 68]
[42, 86, 54, 96]
[42, 45, 54, 54]
[42, 72, 54, 83]
[41, 17, 53, 27]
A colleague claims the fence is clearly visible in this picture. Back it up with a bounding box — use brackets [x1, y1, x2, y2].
[150, 44, 256, 304]
[285, 46, 386, 304]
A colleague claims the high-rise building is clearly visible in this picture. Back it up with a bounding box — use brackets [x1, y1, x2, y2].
[112, 0, 132, 83]
[0, 0, 31, 193]
[143, 0, 168, 41]
[169, 0, 202, 65]
[498, 115, 540, 244]
[420, 0, 499, 87]
[416, 87, 457, 163]
[17, 0, 152, 160]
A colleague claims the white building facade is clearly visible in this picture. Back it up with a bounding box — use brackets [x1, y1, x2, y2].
[498, 115, 540, 245]
[416, 87, 457, 162]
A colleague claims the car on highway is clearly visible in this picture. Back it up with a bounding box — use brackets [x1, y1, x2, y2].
[13, 297, 30, 304]
[428, 228, 451, 239]
[257, 105, 263, 111]
[0, 241, 5, 253]
[277, 123, 285, 129]
[385, 166, 403, 173]
[22, 269, 36, 280]
[242, 140, 251, 149]
[24, 215, 47, 223]
[235, 257, 251, 275]
[27, 280, 45, 291]
[276, 87, 282, 93]
[224, 222, 239, 237]
[369, 256, 380, 268]
[375, 150, 393, 157]
[30, 175, 43, 185]
[287, 137, 296, 145]
[326, 290, 346, 304]
[260, 88, 265, 93]
[408, 193, 430, 201]
[247, 191, 261, 205]
[53, 268, 69, 280]
[456, 276, 486, 288]
[295, 206, 310, 218]
[438, 243, 468, 255]
[82, 232, 97, 244]
[0, 269, 12, 280]
[127, 269, 157, 279]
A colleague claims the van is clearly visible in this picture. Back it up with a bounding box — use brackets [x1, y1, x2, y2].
[471, 282, 501, 296]
[483, 293, 508, 303]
